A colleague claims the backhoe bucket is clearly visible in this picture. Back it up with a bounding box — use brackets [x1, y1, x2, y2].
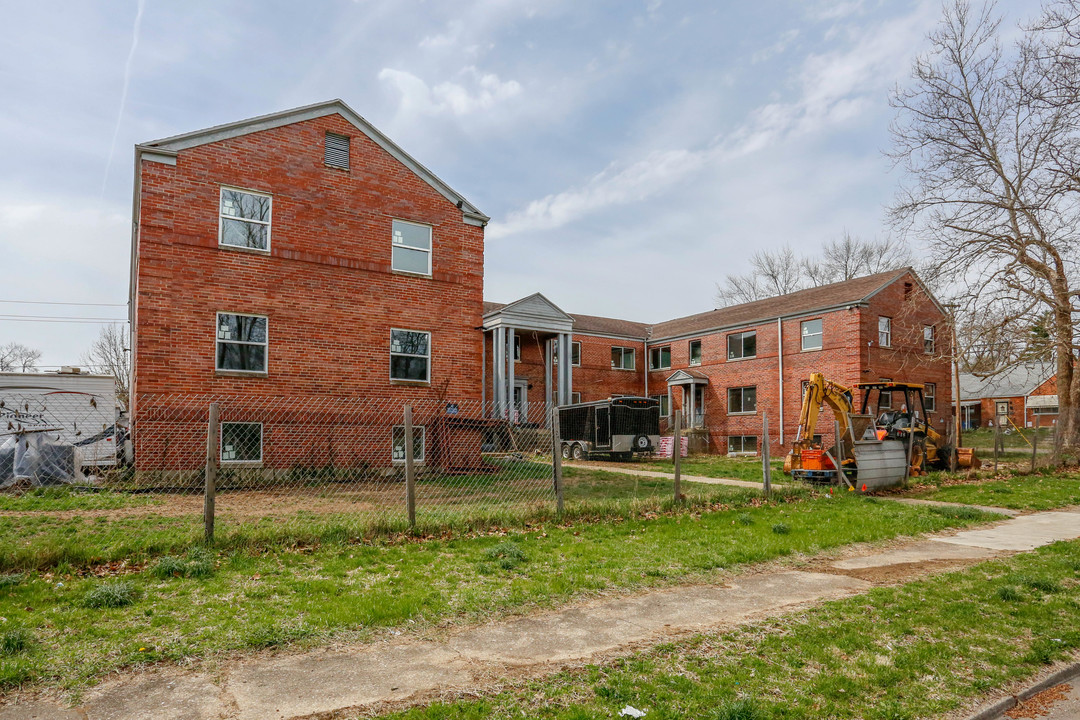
[956, 447, 980, 469]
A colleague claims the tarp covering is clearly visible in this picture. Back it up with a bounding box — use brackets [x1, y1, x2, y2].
[0, 433, 85, 489]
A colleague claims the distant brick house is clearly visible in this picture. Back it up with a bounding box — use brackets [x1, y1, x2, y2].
[130, 101, 955, 467]
[485, 269, 953, 455]
[959, 362, 1058, 430]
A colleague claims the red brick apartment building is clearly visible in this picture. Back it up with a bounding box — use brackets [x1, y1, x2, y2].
[484, 270, 953, 455]
[129, 100, 953, 467]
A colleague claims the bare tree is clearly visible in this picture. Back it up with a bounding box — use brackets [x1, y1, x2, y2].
[81, 325, 130, 409]
[0, 342, 41, 372]
[715, 234, 913, 306]
[890, 0, 1080, 457]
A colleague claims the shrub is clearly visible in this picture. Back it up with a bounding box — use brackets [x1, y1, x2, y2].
[82, 581, 137, 609]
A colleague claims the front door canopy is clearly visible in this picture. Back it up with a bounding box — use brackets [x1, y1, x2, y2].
[666, 369, 709, 386]
[483, 293, 574, 334]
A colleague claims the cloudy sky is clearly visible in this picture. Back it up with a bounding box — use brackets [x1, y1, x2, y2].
[0, 0, 1044, 368]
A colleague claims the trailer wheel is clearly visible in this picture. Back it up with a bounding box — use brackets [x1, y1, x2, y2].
[571, 443, 586, 461]
[561, 443, 572, 460]
[633, 434, 651, 451]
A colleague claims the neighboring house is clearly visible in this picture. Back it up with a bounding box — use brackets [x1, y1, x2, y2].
[129, 100, 488, 469]
[959, 362, 1058, 430]
[484, 268, 953, 455]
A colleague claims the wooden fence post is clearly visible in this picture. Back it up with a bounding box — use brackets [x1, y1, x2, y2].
[551, 406, 564, 515]
[1031, 414, 1040, 473]
[993, 422, 1000, 472]
[404, 405, 416, 528]
[762, 413, 771, 498]
[673, 411, 682, 502]
[204, 402, 219, 545]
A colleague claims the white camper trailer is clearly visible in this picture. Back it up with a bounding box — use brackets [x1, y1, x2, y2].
[0, 369, 120, 467]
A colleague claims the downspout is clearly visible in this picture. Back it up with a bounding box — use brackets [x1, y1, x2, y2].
[643, 336, 649, 398]
[776, 317, 784, 445]
[481, 328, 487, 411]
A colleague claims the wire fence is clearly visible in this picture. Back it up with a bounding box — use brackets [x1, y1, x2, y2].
[963, 409, 1080, 471]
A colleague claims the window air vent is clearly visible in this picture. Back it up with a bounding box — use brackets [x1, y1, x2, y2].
[325, 133, 350, 170]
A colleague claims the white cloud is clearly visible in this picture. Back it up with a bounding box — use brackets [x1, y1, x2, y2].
[378, 66, 522, 117]
[752, 29, 800, 64]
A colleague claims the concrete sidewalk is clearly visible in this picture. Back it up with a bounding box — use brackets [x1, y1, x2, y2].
[5, 511, 1080, 720]
[569, 461, 769, 489]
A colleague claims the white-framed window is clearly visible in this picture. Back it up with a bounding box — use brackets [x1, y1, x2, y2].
[571, 392, 582, 404]
[648, 345, 671, 370]
[514, 335, 521, 361]
[689, 340, 702, 367]
[924, 382, 936, 412]
[878, 316, 892, 348]
[651, 393, 670, 417]
[391, 425, 425, 463]
[219, 187, 271, 251]
[727, 331, 756, 360]
[611, 346, 635, 370]
[727, 386, 757, 414]
[879, 378, 893, 410]
[216, 312, 268, 373]
[801, 319, 823, 351]
[923, 325, 935, 354]
[221, 422, 262, 463]
[390, 329, 431, 382]
[572, 341, 581, 367]
[391, 219, 432, 275]
[728, 435, 758, 454]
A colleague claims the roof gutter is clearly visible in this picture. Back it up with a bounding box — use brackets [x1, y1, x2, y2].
[649, 301, 869, 345]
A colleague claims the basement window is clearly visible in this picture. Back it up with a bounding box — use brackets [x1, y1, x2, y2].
[727, 331, 756, 360]
[221, 422, 262, 464]
[219, 188, 271, 251]
[728, 435, 758, 454]
[325, 132, 350, 170]
[216, 313, 268, 373]
[391, 425, 425, 463]
[391, 220, 432, 275]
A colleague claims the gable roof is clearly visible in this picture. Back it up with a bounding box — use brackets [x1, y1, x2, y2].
[648, 268, 914, 341]
[959, 362, 1056, 401]
[136, 99, 488, 224]
[483, 301, 649, 339]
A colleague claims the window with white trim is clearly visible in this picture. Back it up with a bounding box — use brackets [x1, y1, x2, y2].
[572, 341, 581, 366]
[923, 325, 935, 354]
[924, 382, 936, 412]
[216, 313, 268, 373]
[391, 220, 432, 275]
[221, 422, 262, 463]
[391, 425, 425, 462]
[801, 319, 823, 351]
[727, 386, 757, 414]
[390, 329, 431, 382]
[727, 332, 756, 360]
[689, 340, 702, 366]
[728, 435, 757, 454]
[649, 345, 671, 370]
[571, 392, 581, 404]
[611, 346, 635, 370]
[651, 393, 670, 416]
[219, 188, 271, 251]
[878, 316, 892, 347]
[879, 378, 893, 410]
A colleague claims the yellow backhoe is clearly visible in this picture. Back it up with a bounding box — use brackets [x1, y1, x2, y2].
[786, 373, 978, 489]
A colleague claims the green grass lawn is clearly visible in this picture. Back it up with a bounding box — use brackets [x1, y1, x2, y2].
[0, 486, 162, 512]
[371, 540, 1080, 720]
[596, 454, 783, 482]
[0, 493, 996, 695]
[906, 472, 1080, 511]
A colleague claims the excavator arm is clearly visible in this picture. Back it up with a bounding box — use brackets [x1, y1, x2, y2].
[792, 373, 855, 456]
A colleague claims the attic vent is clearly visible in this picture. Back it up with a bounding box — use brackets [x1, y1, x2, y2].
[904, 282, 913, 299]
[325, 132, 350, 170]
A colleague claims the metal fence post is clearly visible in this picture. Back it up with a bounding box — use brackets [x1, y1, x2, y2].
[404, 404, 416, 528]
[673, 411, 682, 502]
[762, 413, 771, 498]
[993, 422, 1000, 472]
[204, 402, 219, 544]
[551, 406, 564, 515]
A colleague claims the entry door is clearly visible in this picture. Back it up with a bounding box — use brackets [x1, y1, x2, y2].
[693, 385, 706, 427]
[514, 382, 528, 423]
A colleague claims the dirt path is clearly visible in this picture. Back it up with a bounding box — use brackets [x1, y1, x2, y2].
[5, 508, 1079, 720]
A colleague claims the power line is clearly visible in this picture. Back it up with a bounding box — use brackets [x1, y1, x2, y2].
[0, 316, 126, 323]
[0, 300, 126, 307]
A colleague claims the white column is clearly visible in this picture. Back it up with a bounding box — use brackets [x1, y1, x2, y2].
[667, 386, 673, 422]
[545, 338, 554, 419]
[565, 334, 573, 404]
[506, 327, 516, 422]
[557, 333, 570, 406]
[494, 327, 506, 418]
[688, 384, 696, 428]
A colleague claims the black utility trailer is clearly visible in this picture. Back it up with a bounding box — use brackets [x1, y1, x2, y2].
[558, 396, 661, 461]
